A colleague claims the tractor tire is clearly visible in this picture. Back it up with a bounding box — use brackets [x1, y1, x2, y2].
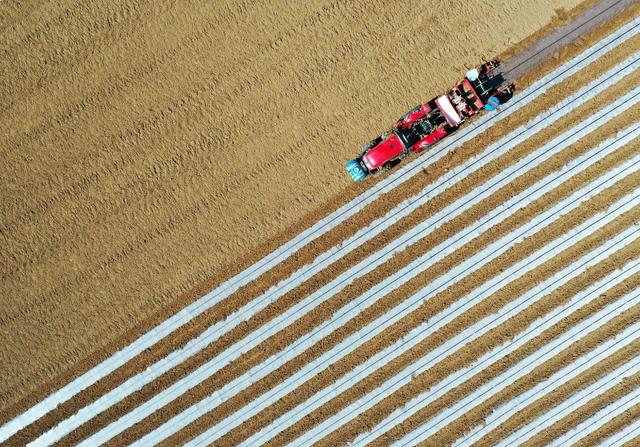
[377, 158, 401, 174]
[359, 135, 384, 156]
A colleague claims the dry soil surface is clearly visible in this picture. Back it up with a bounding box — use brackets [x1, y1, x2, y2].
[0, 0, 586, 410]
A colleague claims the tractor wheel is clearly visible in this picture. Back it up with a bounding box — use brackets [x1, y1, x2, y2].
[359, 135, 384, 156]
[378, 158, 401, 174]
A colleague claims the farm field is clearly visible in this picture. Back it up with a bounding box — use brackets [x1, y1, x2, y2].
[3, 0, 640, 446]
[0, 0, 587, 411]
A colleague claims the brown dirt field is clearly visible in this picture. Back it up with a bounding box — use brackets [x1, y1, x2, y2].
[4, 7, 640, 444]
[9, 10, 639, 443]
[4, 1, 640, 446]
[30, 24, 631, 443]
[0, 0, 587, 413]
[68, 54, 640, 445]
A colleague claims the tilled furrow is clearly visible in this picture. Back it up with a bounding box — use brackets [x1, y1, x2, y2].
[1, 0, 313, 148]
[0, 0, 256, 113]
[1, 0, 396, 201]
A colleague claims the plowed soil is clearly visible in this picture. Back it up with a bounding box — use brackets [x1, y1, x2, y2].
[6, 1, 640, 447]
[0, 0, 585, 411]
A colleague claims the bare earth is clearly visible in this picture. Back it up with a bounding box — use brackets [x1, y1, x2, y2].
[4, 0, 640, 445]
[0, 0, 583, 407]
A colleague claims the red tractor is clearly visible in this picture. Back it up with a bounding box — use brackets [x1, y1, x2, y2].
[346, 61, 515, 182]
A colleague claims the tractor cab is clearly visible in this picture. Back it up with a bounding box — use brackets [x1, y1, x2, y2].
[361, 133, 406, 171]
[344, 132, 408, 182]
